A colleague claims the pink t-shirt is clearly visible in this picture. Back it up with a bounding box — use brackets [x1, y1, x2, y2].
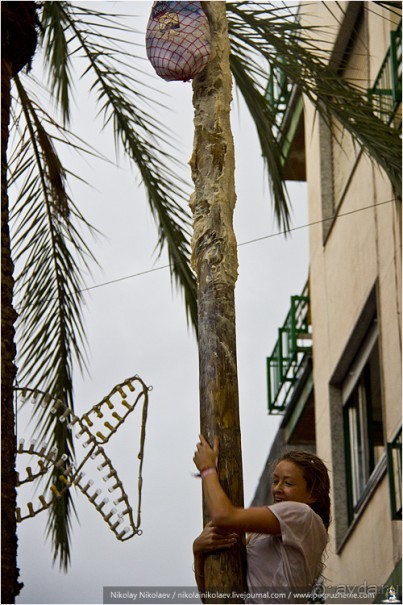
[246, 501, 327, 604]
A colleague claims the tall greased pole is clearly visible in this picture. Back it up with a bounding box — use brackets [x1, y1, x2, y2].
[189, 2, 247, 601]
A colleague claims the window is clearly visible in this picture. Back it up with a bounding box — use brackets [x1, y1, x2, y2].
[387, 428, 402, 520]
[342, 322, 385, 519]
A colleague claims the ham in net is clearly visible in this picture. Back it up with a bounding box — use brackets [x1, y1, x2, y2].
[146, 2, 211, 82]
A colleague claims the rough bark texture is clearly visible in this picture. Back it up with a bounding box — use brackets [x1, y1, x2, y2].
[189, 2, 247, 601]
[1, 55, 22, 605]
[1, 3, 37, 602]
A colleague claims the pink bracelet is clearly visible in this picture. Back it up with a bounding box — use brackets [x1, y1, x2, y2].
[200, 467, 217, 479]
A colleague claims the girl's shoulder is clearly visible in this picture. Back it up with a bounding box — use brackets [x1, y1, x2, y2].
[269, 500, 312, 514]
[269, 501, 326, 532]
[268, 501, 328, 552]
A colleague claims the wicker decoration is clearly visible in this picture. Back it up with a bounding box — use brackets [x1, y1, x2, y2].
[146, 1, 211, 82]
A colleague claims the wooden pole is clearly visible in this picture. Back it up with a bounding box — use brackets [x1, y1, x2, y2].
[189, 2, 246, 601]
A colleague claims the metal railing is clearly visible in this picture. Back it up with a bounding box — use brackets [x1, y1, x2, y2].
[264, 4, 300, 135]
[265, 63, 294, 134]
[267, 283, 312, 414]
[369, 21, 402, 125]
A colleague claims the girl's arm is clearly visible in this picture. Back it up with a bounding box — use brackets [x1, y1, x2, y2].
[193, 522, 238, 596]
[194, 435, 281, 535]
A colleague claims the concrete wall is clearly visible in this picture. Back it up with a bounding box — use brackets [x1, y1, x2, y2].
[301, 0, 401, 589]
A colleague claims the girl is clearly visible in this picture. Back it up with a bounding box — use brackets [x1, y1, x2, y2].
[193, 435, 330, 604]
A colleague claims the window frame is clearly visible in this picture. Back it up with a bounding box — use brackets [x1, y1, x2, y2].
[341, 322, 385, 522]
[387, 427, 402, 520]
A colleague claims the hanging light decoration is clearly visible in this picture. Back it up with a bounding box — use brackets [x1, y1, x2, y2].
[14, 375, 151, 541]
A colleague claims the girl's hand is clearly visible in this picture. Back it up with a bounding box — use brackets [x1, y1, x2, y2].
[193, 521, 238, 554]
[193, 434, 218, 471]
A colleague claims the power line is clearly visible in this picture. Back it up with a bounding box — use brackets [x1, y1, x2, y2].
[13, 196, 398, 309]
[80, 197, 397, 294]
[83, 264, 170, 293]
[238, 197, 397, 247]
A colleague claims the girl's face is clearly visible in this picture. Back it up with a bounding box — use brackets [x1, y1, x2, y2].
[272, 460, 316, 505]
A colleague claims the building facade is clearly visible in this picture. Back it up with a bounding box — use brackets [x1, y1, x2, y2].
[254, 2, 402, 601]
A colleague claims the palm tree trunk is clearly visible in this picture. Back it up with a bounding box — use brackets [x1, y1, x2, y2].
[1, 54, 22, 605]
[190, 2, 246, 601]
[1, 3, 37, 601]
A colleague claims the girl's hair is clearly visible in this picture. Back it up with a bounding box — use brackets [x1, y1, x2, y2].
[277, 450, 331, 530]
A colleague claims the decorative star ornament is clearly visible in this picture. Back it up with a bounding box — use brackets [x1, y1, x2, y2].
[15, 374, 151, 541]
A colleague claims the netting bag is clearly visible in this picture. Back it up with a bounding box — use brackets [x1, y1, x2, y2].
[146, 2, 211, 82]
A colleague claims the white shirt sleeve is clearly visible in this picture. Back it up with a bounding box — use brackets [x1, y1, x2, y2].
[268, 501, 328, 583]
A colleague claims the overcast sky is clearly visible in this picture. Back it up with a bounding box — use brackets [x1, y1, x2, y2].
[15, 2, 309, 603]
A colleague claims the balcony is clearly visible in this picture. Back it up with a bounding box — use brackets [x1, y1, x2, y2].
[266, 65, 306, 182]
[369, 20, 402, 126]
[266, 62, 294, 135]
[266, 283, 312, 414]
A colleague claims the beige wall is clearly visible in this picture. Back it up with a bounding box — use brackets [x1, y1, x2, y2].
[301, 0, 402, 588]
[325, 475, 395, 586]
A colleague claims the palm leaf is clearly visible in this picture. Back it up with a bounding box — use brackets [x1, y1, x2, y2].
[40, 1, 73, 125]
[10, 1, 198, 567]
[227, 2, 401, 199]
[41, 1, 198, 331]
[230, 51, 292, 231]
[10, 74, 97, 569]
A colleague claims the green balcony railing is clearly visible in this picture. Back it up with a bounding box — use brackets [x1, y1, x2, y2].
[387, 428, 402, 520]
[369, 20, 402, 125]
[264, 5, 300, 134]
[266, 63, 293, 131]
[267, 283, 312, 414]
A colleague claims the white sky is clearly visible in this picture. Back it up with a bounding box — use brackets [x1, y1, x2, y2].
[15, 2, 309, 603]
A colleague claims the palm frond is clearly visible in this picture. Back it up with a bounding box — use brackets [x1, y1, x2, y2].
[56, 1, 198, 331]
[373, 2, 403, 18]
[227, 2, 401, 199]
[10, 74, 97, 569]
[227, 2, 301, 230]
[230, 51, 291, 231]
[9, 1, 199, 569]
[40, 1, 74, 125]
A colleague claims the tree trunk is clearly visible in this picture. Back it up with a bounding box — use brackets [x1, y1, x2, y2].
[189, 2, 247, 601]
[1, 3, 37, 602]
[1, 54, 22, 605]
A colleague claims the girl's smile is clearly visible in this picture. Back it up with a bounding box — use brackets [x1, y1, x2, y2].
[272, 460, 316, 505]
